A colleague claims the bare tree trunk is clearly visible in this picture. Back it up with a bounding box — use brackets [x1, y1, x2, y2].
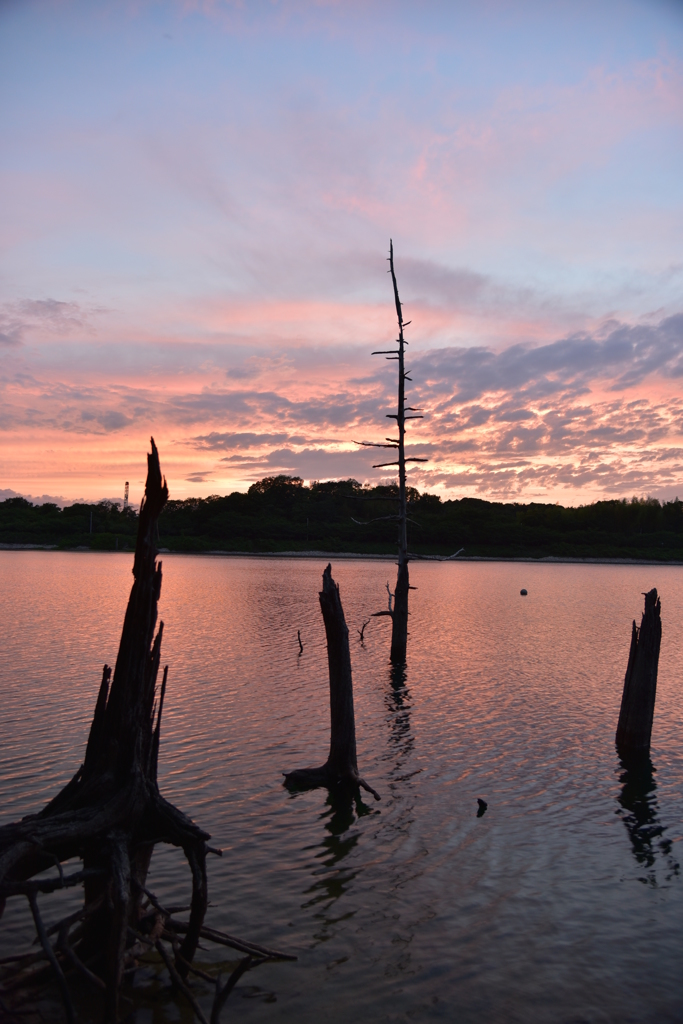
[390, 559, 409, 663]
[284, 564, 379, 800]
[355, 242, 426, 661]
[389, 242, 409, 663]
[616, 588, 662, 755]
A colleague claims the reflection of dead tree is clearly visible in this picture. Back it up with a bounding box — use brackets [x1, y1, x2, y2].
[616, 752, 679, 884]
[0, 440, 293, 1023]
[284, 564, 380, 801]
[353, 241, 426, 663]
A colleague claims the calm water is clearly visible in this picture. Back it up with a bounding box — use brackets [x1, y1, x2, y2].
[1, 552, 682, 1023]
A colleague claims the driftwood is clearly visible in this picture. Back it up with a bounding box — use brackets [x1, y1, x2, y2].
[354, 241, 427, 663]
[616, 588, 662, 755]
[0, 440, 293, 1023]
[284, 564, 380, 801]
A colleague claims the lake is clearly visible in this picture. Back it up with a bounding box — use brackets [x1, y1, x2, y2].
[1, 551, 682, 1023]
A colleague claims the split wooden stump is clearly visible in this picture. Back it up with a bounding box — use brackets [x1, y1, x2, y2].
[284, 564, 380, 801]
[616, 588, 662, 756]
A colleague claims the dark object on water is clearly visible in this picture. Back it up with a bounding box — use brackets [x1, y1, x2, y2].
[284, 564, 380, 800]
[297, 629, 303, 654]
[616, 588, 662, 755]
[520, 588, 527, 596]
[477, 798, 488, 817]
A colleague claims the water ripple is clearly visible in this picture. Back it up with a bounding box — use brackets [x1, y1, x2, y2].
[1, 553, 683, 1022]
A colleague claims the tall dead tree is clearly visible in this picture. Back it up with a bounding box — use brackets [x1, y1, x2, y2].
[355, 240, 427, 662]
[284, 564, 379, 801]
[616, 588, 662, 755]
[0, 440, 292, 1024]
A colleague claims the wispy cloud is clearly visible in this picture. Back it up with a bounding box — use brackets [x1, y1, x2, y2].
[0, 299, 102, 347]
[3, 309, 682, 503]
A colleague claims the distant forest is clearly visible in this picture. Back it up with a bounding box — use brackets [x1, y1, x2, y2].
[2, 475, 683, 561]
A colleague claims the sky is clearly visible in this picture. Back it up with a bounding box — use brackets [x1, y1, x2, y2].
[1, 0, 682, 507]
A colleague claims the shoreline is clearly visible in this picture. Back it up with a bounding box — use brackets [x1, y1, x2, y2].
[1, 543, 682, 566]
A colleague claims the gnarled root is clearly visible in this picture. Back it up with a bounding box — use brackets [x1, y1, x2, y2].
[0, 441, 295, 1021]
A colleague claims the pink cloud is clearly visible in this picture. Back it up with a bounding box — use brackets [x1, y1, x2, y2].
[2, 311, 683, 505]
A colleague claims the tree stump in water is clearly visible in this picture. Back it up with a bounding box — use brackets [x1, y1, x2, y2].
[284, 564, 380, 801]
[390, 559, 409, 663]
[616, 588, 662, 756]
[0, 440, 293, 1024]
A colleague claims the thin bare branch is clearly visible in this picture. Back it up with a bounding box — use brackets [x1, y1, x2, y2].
[27, 891, 75, 1024]
[1, 868, 105, 899]
[155, 940, 209, 1024]
[168, 919, 296, 961]
[58, 924, 105, 992]
[211, 957, 257, 1024]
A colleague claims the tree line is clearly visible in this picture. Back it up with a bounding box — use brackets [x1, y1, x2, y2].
[2, 475, 683, 560]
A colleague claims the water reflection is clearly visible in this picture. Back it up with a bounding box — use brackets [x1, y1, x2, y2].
[385, 662, 414, 773]
[616, 752, 679, 885]
[302, 789, 373, 913]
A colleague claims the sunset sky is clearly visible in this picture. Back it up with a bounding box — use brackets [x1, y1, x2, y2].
[1, 0, 682, 506]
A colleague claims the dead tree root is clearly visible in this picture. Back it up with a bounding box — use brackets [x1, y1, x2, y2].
[284, 766, 380, 801]
[1, 880, 294, 1023]
[0, 441, 295, 1022]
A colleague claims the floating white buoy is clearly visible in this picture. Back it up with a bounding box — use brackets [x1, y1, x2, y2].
[520, 588, 527, 596]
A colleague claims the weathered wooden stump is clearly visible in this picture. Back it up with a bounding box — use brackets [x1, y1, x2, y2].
[616, 588, 662, 755]
[284, 564, 380, 801]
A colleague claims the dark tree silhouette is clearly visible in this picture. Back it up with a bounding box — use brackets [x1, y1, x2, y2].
[354, 241, 427, 661]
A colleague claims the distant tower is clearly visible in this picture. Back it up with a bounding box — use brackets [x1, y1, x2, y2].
[124, 481, 129, 509]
